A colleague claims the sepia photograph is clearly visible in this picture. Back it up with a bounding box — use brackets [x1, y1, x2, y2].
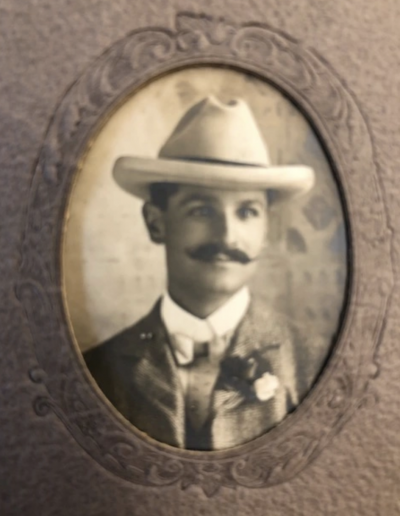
[62, 66, 348, 451]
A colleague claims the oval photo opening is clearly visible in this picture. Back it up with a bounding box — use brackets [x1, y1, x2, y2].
[62, 66, 348, 451]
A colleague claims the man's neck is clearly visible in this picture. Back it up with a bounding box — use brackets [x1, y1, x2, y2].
[167, 285, 246, 319]
[161, 287, 250, 344]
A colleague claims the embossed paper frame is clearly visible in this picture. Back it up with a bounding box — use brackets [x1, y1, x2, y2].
[17, 12, 393, 496]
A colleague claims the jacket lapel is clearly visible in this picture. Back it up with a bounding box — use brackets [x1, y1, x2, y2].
[114, 302, 186, 448]
[210, 303, 298, 450]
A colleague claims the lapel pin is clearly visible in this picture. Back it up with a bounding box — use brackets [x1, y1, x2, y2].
[140, 332, 153, 340]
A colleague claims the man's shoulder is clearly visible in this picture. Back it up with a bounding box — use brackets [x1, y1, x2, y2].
[244, 300, 299, 340]
[83, 300, 163, 363]
[243, 299, 327, 365]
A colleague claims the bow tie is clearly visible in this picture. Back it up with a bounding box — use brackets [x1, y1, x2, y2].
[169, 333, 230, 366]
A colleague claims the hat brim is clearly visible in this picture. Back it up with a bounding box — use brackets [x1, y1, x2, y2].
[113, 156, 315, 201]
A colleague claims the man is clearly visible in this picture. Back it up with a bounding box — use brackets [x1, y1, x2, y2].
[84, 95, 315, 450]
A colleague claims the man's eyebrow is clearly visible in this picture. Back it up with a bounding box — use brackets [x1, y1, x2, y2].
[178, 193, 216, 206]
[239, 199, 267, 208]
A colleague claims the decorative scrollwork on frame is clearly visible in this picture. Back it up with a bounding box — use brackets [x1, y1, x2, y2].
[16, 11, 393, 496]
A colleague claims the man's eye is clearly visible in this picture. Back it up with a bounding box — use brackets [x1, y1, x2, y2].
[188, 206, 214, 217]
[238, 207, 259, 219]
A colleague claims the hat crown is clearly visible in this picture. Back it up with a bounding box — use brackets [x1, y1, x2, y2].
[159, 96, 270, 167]
[112, 95, 315, 201]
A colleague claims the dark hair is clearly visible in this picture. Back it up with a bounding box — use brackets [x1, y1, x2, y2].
[149, 182, 180, 210]
[148, 182, 277, 210]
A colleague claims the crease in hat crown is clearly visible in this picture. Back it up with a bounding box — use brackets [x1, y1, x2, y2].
[113, 95, 315, 201]
[158, 95, 271, 167]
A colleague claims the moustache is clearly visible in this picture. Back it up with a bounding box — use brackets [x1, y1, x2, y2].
[186, 243, 253, 264]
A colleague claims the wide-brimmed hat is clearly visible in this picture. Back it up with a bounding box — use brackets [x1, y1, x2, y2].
[113, 95, 315, 201]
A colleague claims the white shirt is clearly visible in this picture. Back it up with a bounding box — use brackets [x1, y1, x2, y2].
[160, 287, 250, 394]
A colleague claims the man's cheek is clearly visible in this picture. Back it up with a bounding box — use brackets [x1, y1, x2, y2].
[244, 225, 267, 252]
[168, 231, 199, 253]
[179, 225, 210, 246]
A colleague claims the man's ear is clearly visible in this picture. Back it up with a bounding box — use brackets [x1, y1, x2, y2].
[142, 202, 166, 244]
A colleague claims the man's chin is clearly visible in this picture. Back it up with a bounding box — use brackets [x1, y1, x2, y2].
[194, 274, 249, 297]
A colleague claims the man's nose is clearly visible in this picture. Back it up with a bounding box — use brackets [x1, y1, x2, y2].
[214, 211, 239, 246]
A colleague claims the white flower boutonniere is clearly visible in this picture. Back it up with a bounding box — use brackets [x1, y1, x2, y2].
[219, 349, 281, 403]
[253, 372, 280, 402]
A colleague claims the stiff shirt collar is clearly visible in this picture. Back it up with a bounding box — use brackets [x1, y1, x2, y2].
[160, 287, 250, 365]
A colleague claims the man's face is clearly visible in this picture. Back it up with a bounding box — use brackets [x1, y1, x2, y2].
[143, 185, 268, 301]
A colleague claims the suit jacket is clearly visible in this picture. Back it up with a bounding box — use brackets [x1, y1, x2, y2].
[84, 299, 318, 450]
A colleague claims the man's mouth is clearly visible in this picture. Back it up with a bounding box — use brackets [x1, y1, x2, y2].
[186, 243, 252, 264]
[213, 253, 232, 262]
